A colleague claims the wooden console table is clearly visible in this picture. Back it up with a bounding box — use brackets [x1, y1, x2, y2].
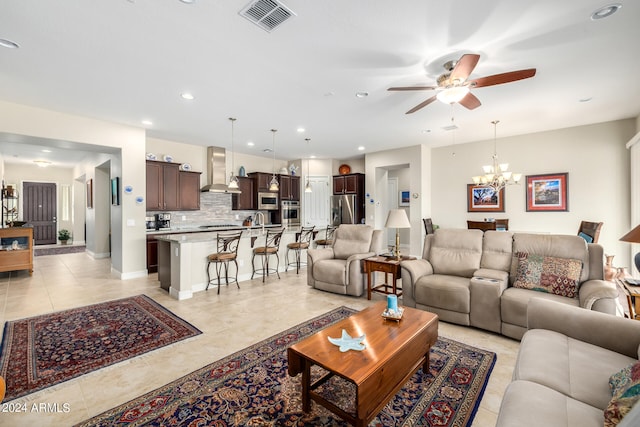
[617, 277, 640, 320]
[0, 227, 34, 275]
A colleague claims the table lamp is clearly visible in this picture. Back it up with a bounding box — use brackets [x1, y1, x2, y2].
[385, 209, 411, 260]
[620, 224, 640, 275]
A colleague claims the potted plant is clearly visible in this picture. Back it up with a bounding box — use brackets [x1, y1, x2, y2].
[58, 229, 71, 245]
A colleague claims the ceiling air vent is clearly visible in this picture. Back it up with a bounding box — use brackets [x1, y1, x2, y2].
[239, 0, 296, 33]
[442, 124, 459, 131]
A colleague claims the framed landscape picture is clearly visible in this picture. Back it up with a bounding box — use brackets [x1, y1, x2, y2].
[467, 184, 505, 212]
[399, 190, 410, 207]
[526, 172, 568, 211]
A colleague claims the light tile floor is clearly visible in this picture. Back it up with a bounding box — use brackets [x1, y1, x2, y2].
[0, 252, 519, 426]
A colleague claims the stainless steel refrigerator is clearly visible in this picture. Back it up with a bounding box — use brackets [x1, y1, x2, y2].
[331, 194, 357, 226]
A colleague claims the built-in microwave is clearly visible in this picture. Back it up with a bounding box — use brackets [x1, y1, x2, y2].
[257, 192, 279, 210]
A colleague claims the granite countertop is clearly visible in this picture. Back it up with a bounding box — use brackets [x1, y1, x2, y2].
[146, 224, 284, 236]
[152, 224, 301, 244]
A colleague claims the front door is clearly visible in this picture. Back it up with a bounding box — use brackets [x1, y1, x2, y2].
[23, 182, 57, 245]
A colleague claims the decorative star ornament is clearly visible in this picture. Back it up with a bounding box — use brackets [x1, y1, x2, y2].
[328, 329, 366, 352]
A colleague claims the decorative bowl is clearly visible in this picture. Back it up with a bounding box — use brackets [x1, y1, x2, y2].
[180, 163, 192, 171]
[163, 154, 173, 163]
[338, 164, 351, 174]
[146, 152, 157, 160]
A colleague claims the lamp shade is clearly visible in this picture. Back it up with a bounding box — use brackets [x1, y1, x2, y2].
[620, 225, 640, 244]
[385, 209, 411, 229]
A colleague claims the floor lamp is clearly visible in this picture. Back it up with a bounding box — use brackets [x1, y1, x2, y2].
[620, 224, 640, 275]
[385, 209, 411, 260]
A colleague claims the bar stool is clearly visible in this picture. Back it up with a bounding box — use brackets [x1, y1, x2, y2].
[285, 226, 315, 274]
[314, 225, 336, 248]
[251, 228, 284, 282]
[206, 231, 242, 294]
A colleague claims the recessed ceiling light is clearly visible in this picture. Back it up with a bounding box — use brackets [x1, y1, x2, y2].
[247, 141, 255, 146]
[142, 120, 153, 126]
[579, 97, 593, 103]
[310, 155, 316, 159]
[33, 160, 52, 167]
[358, 146, 365, 151]
[42, 149, 52, 153]
[297, 127, 305, 133]
[180, 92, 194, 100]
[421, 129, 431, 134]
[0, 38, 19, 49]
[355, 92, 369, 98]
[591, 3, 622, 20]
[179, 0, 196, 3]
[263, 148, 272, 153]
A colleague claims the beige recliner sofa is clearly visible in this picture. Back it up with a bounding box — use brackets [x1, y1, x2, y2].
[307, 224, 383, 297]
[400, 228, 618, 339]
[497, 298, 640, 427]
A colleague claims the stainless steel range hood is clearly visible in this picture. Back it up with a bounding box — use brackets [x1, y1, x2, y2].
[200, 146, 241, 193]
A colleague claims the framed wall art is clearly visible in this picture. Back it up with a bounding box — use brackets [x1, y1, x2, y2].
[525, 172, 568, 212]
[86, 179, 93, 209]
[467, 184, 505, 212]
[399, 190, 410, 207]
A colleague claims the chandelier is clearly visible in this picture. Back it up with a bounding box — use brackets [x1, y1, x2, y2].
[471, 120, 521, 191]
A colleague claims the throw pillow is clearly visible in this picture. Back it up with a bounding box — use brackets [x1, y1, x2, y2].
[578, 231, 594, 243]
[605, 361, 640, 427]
[513, 252, 582, 298]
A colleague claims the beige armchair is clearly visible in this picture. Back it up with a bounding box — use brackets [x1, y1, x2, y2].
[307, 224, 383, 297]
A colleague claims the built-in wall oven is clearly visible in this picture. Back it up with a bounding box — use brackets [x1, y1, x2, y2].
[258, 192, 279, 210]
[281, 200, 301, 227]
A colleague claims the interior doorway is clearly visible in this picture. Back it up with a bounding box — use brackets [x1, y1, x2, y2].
[23, 181, 57, 245]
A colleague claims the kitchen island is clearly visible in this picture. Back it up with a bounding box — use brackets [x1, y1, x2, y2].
[154, 225, 299, 300]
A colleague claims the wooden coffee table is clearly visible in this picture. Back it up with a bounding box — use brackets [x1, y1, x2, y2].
[287, 302, 438, 426]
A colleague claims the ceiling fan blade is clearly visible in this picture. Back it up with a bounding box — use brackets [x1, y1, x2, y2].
[469, 68, 536, 88]
[450, 54, 480, 83]
[458, 92, 481, 110]
[405, 95, 438, 114]
[388, 86, 437, 91]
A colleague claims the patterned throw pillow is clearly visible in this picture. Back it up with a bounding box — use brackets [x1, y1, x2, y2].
[513, 252, 582, 298]
[605, 361, 640, 427]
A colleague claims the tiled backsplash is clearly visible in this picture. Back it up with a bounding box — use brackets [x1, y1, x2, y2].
[148, 192, 267, 228]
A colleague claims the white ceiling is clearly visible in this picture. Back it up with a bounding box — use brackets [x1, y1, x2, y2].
[1, 0, 639, 167]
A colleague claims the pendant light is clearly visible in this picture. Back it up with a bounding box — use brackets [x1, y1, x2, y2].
[269, 129, 279, 191]
[304, 138, 312, 193]
[227, 117, 239, 190]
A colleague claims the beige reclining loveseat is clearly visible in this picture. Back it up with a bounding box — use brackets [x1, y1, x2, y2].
[400, 228, 618, 339]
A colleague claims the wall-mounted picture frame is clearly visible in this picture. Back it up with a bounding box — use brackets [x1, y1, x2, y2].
[399, 190, 410, 207]
[86, 179, 93, 209]
[111, 177, 120, 206]
[467, 184, 505, 212]
[526, 172, 568, 212]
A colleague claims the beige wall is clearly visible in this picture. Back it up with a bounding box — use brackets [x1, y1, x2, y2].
[431, 119, 635, 267]
[0, 100, 146, 278]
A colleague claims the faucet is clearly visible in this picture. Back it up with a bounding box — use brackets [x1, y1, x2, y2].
[255, 211, 265, 235]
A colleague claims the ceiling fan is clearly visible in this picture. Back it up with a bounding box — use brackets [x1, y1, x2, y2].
[388, 54, 536, 114]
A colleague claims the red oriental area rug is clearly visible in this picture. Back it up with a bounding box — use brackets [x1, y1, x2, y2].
[0, 295, 201, 402]
[77, 307, 496, 427]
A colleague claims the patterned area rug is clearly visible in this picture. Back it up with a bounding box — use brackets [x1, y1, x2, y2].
[77, 307, 496, 427]
[0, 295, 202, 402]
[34, 244, 86, 256]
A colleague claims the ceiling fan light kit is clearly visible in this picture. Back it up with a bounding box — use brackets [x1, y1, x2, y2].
[388, 53, 536, 114]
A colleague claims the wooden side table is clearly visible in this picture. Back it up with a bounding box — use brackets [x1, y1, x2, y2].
[616, 278, 640, 320]
[363, 255, 415, 300]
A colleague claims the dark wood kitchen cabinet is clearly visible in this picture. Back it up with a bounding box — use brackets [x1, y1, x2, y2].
[333, 173, 364, 195]
[178, 170, 201, 210]
[279, 175, 300, 201]
[249, 172, 278, 192]
[146, 234, 159, 273]
[232, 176, 256, 210]
[146, 160, 179, 211]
